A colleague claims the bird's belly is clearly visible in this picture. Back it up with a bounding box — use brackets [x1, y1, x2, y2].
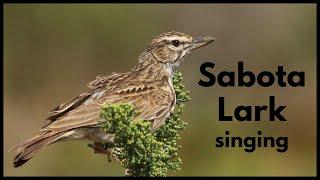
[66, 128, 114, 143]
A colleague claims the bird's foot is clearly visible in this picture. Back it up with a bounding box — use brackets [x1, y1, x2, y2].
[88, 142, 120, 162]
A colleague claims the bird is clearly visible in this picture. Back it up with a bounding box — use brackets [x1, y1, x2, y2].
[10, 31, 215, 167]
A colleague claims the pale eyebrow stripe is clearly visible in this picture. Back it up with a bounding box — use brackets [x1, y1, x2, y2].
[159, 35, 191, 42]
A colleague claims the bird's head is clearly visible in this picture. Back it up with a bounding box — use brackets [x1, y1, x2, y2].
[147, 31, 215, 69]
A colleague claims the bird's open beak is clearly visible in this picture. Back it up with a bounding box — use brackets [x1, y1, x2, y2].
[190, 36, 215, 50]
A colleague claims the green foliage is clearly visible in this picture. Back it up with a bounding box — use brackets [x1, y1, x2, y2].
[99, 72, 190, 176]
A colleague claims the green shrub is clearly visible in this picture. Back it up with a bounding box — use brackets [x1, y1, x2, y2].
[99, 72, 190, 176]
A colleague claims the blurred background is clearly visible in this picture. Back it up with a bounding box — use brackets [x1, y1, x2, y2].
[4, 4, 316, 176]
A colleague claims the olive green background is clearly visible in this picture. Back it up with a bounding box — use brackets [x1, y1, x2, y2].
[4, 4, 316, 176]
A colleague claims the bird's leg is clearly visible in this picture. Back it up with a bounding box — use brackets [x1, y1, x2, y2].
[91, 142, 108, 154]
[88, 142, 120, 162]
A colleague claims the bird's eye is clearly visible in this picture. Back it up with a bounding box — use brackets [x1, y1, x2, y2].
[171, 40, 180, 47]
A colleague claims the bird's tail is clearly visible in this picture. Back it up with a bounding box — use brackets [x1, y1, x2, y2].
[9, 131, 67, 167]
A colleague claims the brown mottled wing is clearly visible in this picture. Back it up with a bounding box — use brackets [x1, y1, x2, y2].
[87, 73, 129, 90]
[42, 104, 102, 132]
[42, 73, 129, 130]
[129, 88, 174, 130]
[42, 72, 173, 133]
[97, 82, 175, 130]
[43, 92, 93, 128]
